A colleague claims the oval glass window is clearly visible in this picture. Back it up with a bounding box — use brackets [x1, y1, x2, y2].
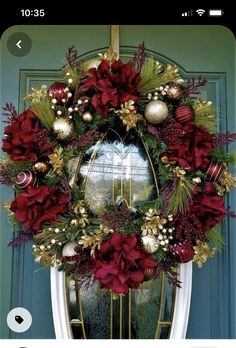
[51, 128, 192, 339]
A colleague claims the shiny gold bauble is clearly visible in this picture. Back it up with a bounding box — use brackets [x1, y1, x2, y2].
[82, 112, 93, 123]
[141, 235, 159, 253]
[33, 162, 48, 173]
[144, 100, 168, 124]
[52, 117, 73, 140]
[144, 267, 157, 281]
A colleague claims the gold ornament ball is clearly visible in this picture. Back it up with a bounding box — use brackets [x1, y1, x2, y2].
[144, 100, 168, 125]
[83, 112, 93, 123]
[141, 235, 159, 253]
[33, 162, 48, 173]
[53, 117, 73, 140]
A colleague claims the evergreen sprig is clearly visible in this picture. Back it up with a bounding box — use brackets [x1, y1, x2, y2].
[167, 178, 195, 214]
[206, 224, 224, 251]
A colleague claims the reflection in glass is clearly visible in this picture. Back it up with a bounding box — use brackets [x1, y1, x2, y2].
[80, 129, 156, 214]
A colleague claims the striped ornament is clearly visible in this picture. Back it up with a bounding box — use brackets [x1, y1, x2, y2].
[175, 105, 195, 123]
[15, 170, 37, 189]
[206, 162, 223, 181]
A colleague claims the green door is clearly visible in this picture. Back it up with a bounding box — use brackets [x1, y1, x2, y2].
[0, 25, 235, 339]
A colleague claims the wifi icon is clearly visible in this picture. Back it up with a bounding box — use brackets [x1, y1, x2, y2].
[196, 9, 205, 16]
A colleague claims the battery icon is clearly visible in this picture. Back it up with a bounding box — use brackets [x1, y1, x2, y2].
[209, 9, 223, 16]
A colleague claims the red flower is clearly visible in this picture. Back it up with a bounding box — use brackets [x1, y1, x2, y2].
[2, 109, 52, 163]
[84, 60, 141, 116]
[167, 122, 213, 171]
[10, 185, 70, 232]
[190, 183, 227, 231]
[92, 232, 157, 294]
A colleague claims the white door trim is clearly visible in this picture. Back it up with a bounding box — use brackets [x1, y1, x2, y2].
[51, 261, 192, 339]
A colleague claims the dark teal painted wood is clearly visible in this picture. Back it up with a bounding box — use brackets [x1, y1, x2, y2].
[1, 25, 235, 339]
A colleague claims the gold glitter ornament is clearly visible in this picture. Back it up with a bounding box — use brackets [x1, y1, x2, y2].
[52, 117, 73, 140]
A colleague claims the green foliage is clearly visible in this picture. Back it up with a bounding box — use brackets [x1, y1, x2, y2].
[210, 149, 236, 167]
[206, 224, 224, 251]
[74, 115, 86, 135]
[42, 169, 62, 186]
[158, 163, 173, 186]
[152, 247, 172, 263]
[71, 185, 84, 203]
[139, 57, 162, 94]
[90, 112, 116, 130]
[192, 100, 217, 133]
[138, 198, 163, 213]
[30, 96, 56, 129]
[142, 131, 167, 164]
[167, 178, 195, 214]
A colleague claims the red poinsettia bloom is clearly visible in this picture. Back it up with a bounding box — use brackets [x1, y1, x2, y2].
[10, 185, 70, 232]
[92, 232, 157, 294]
[190, 182, 227, 231]
[2, 109, 53, 163]
[167, 122, 213, 171]
[84, 59, 141, 116]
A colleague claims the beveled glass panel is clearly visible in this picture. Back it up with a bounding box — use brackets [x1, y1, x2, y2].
[79, 129, 157, 213]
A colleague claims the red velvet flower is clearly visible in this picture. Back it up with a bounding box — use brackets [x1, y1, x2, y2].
[190, 183, 227, 231]
[92, 232, 157, 294]
[10, 185, 70, 232]
[84, 59, 141, 116]
[167, 122, 213, 171]
[2, 109, 51, 163]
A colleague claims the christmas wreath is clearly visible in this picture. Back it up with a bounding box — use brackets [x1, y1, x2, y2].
[1, 44, 236, 295]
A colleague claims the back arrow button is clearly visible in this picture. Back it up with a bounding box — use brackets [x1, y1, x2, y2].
[7, 32, 32, 57]
[16, 40, 22, 49]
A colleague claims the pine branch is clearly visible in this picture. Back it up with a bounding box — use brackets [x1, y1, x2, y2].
[206, 224, 224, 251]
[167, 177, 195, 214]
[210, 149, 236, 167]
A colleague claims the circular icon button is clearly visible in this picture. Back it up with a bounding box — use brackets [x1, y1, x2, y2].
[7, 307, 32, 333]
[7, 32, 32, 57]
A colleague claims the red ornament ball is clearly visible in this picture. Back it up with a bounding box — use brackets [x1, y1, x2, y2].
[175, 105, 195, 123]
[15, 170, 37, 189]
[144, 267, 157, 281]
[166, 82, 185, 101]
[48, 82, 69, 103]
[170, 242, 194, 263]
[206, 162, 223, 181]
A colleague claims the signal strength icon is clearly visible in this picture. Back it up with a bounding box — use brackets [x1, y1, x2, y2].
[196, 9, 205, 16]
[182, 10, 193, 17]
